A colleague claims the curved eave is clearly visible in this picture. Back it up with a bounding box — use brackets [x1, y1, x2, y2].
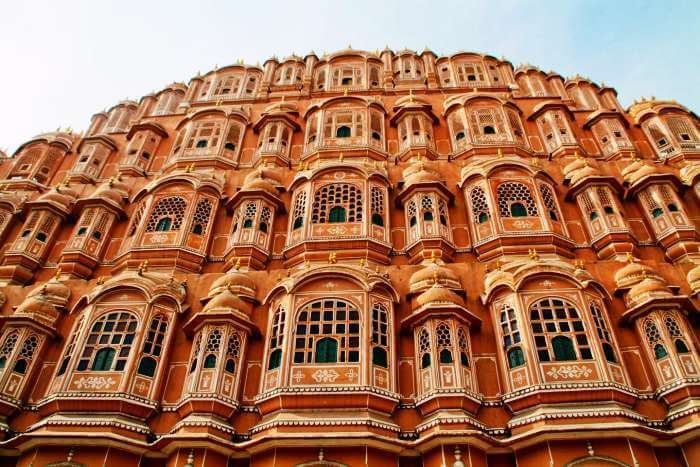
[396, 180, 454, 205]
[14, 134, 75, 156]
[74, 197, 126, 219]
[564, 175, 623, 201]
[401, 304, 481, 330]
[303, 96, 387, 119]
[226, 188, 285, 213]
[389, 105, 439, 126]
[459, 158, 557, 188]
[582, 110, 629, 130]
[527, 101, 576, 121]
[77, 134, 119, 154]
[182, 309, 259, 337]
[132, 173, 225, 202]
[624, 172, 684, 198]
[252, 112, 301, 133]
[126, 121, 170, 140]
[289, 164, 390, 191]
[621, 295, 694, 324]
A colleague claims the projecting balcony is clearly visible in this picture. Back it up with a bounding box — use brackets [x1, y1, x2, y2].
[252, 141, 290, 167]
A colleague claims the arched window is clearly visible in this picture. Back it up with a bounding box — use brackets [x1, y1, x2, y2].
[224, 333, 241, 374]
[36, 232, 47, 242]
[507, 347, 525, 368]
[137, 315, 168, 377]
[483, 125, 496, 134]
[262, 303, 286, 374]
[530, 298, 592, 362]
[551, 335, 577, 361]
[664, 314, 691, 355]
[0, 332, 19, 371]
[643, 318, 667, 360]
[56, 317, 83, 376]
[259, 206, 271, 233]
[12, 334, 38, 374]
[190, 197, 213, 236]
[500, 304, 521, 349]
[292, 191, 307, 230]
[407, 200, 417, 227]
[539, 184, 560, 222]
[294, 299, 360, 364]
[311, 184, 363, 224]
[438, 199, 449, 226]
[590, 302, 618, 363]
[436, 323, 453, 363]
[370, 186, 385, 227]
[203, 329, 222, 369]
[652, 207, 664, 218]
[315, 337, 338, 363]
[457, 327, 469, 367]
[497, 182, 538, 218]
[336, 126, 351, 138]
[242, 202, 257, 229]
[328, 206, 346, 223]
[146, 197, 187, 232]
[371, 303, 389, 368]
[421, 195, 435, 222]
[78, 312, 138, 372]
[418, 327, 431, 369]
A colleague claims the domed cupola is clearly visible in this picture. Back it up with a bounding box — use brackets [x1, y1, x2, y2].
[408, 260, 461, 295]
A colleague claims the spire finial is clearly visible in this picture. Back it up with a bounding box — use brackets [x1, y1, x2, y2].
[54, 267, 62, 281]
[528, 248, 539, 261]
[626, 252, 634, 264]
[234, 258, 241, 271]
[328, 252, 337, 264]
[430, 250, 437, 264]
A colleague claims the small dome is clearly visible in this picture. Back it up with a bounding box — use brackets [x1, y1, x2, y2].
[569, 164, 600, 186]
[241, 167, 282, 196]
[15, 295, 60, 326]
[90, 177, 129, 206]
[202, 289, 247, 314]
[416, 283, 465, 308]
[614, 260, 659, 289]
[562, 157, 587, 179]
[409, 264, 461, 293]
[27, 278, 71, 308]
[209, 271, 256, 300]
[403, 161, 441, 187]
[621, 160, 655, 186]
[626, 277, 672, 307]
[37, 186, 77, 211]
[687, 263, 700, 293]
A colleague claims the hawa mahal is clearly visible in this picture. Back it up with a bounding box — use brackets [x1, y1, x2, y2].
[0, 47, 698, 466]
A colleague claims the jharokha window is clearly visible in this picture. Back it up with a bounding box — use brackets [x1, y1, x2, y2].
[293, 299, 360, 364]
[497, 182, 538, 218]
[136, 315, 168, 378]
[171, 117, 244, 162]
[77, 312, 138, 372]
[529, 298, 592, 362]
[267, 306, 286, 370]
[311, 183, 363, 224]
[146, 196, 187, 232]
[500, 304, 525, 369]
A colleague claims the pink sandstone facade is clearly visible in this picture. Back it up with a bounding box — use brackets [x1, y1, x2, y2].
[0, 48, 698, 466]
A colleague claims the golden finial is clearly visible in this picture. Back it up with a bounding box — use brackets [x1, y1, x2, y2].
[62, 177, 70, 187]
[374, 265, 380, 274]
[416, 153, 422, 163]
[642, 268, 649, 279]
[528, 249, 539, 261]
[0, 184, 5, 192]
[328, 252, 337, 264]
[66, 126, 73, 133]
[54, 267, 62, 281]
[137, 260, 149, 276]
[430, 250, 437, 264]
[359, 257, 366, 267]
[497, 148, 503, 159]
[531, 156, 540, 167]
[432, 270, 439, 285]
[409, 88, 414, 103]
[626, 252, 634, 264]
[234, 258, 241, 271]
[343, 88, 348, 97]
[305, 259, 311, 269]
[338, 152, 344, 162]
[280, 95, 285, 103]
[40, 283, 48, 295]
[575, 259, 584, 270]
[215, 99, 223, 107]
[96, 276, 105, 285]
[186, 162, 195, 173]
[495, 259, 502, 270]
[574, 150, 581, 159]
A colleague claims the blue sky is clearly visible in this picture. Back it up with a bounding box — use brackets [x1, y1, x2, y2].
[0, 0, 698, 154]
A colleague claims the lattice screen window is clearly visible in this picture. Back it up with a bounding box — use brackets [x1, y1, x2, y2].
[190, 197, 213, 235]
[506, 109, 525, 142]
[35, 150, 61, 184]
[470, 108, 506, 137]
[539, 184, 560, 221]
[212, 75, 242, 97]
[658, 185, 680, 213]
[457, 327, 470, 367]
[530, 298, 592, 362]
[418, 327, 431, 369]
[369, 66, 381, 87]
[77, 312, 138, 372]
[242, 202, 257, 229]
[315, 69, 326, 90]
[189, 334, 202, 373]
[37, 216, 56, 242]
[455, 62, 485, 84]
[224, 123, 242, 153]
[259, 206, 271, 232]
[371, 303, 389, 368]
[268, 306, 286, 370]
[640, 190, 663, 218]
[370, 186, 385, 226]
[643, 318, 668, 359]
[607, 119, 630, 145]
[76, 208, 95, 236]
[92, 213, 108, 240]
[311, 183, 363, 224]
[57, 318, 83, 376]
[407, 200, 417, 227]
[538, 117, 556, 151]
[667, 117, 699, 143]
[146, 197, 187, 232]
[470, 186, 490, 223]
[438, 199, 449, 226]
[664, 314, 691, 354]
[0, 331, 19, 370]
[128, 204, 145, 237]
[590, 301, 617, 363]
[449, 113, 467, 143]
[244, 75, 259, 95]
[436, 323, 454, 364]
[396, 56, 423, 80]
[293, 299, 360, 364]
[370, 112, 383, 142]
[224, 333, 241, 374]
[185, 121, 224, 151]
[596, 187, 615, 214]
[580, 192, 596, 219]
[331, 66, 363, 87]
[647, 122, 670, 148]
[497, 182, 538, 217]
[13, 334, 39, 374]
[292, 191, 307, 229]
[10, 148, 41, 176]
[323, 110, 364, 139]
[500, 304, 520, 349]
[137, 315, 169, 377]
[552, 112, 575, 144]
[420, 195, 435, 222]
[203, 329, 223, 369]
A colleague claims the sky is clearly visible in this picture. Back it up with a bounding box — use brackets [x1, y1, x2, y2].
[0, 0, 698, 154]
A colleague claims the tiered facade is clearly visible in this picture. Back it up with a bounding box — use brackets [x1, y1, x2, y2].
[0, 48, 698, 466]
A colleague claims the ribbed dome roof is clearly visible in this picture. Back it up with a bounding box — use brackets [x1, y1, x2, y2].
[90, 177, 129, 206]
[209, 270, 256, 300]
[562, 157, 587, 179]
[416, 283, 465, 308]
[626, 277, 672, 307]
[202, 289, 247, 313]
[687, 263, 700, 293]
[614, 259, 660, 289]
[27, 278, 71, 307]
[569, 163, 600, 186]
[241, 167, 281, 196]
[37, 186, 77, 211]
[622, 160, 655, 185]
[403, 162, 441, 187]
[409, 264, 461, 293]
